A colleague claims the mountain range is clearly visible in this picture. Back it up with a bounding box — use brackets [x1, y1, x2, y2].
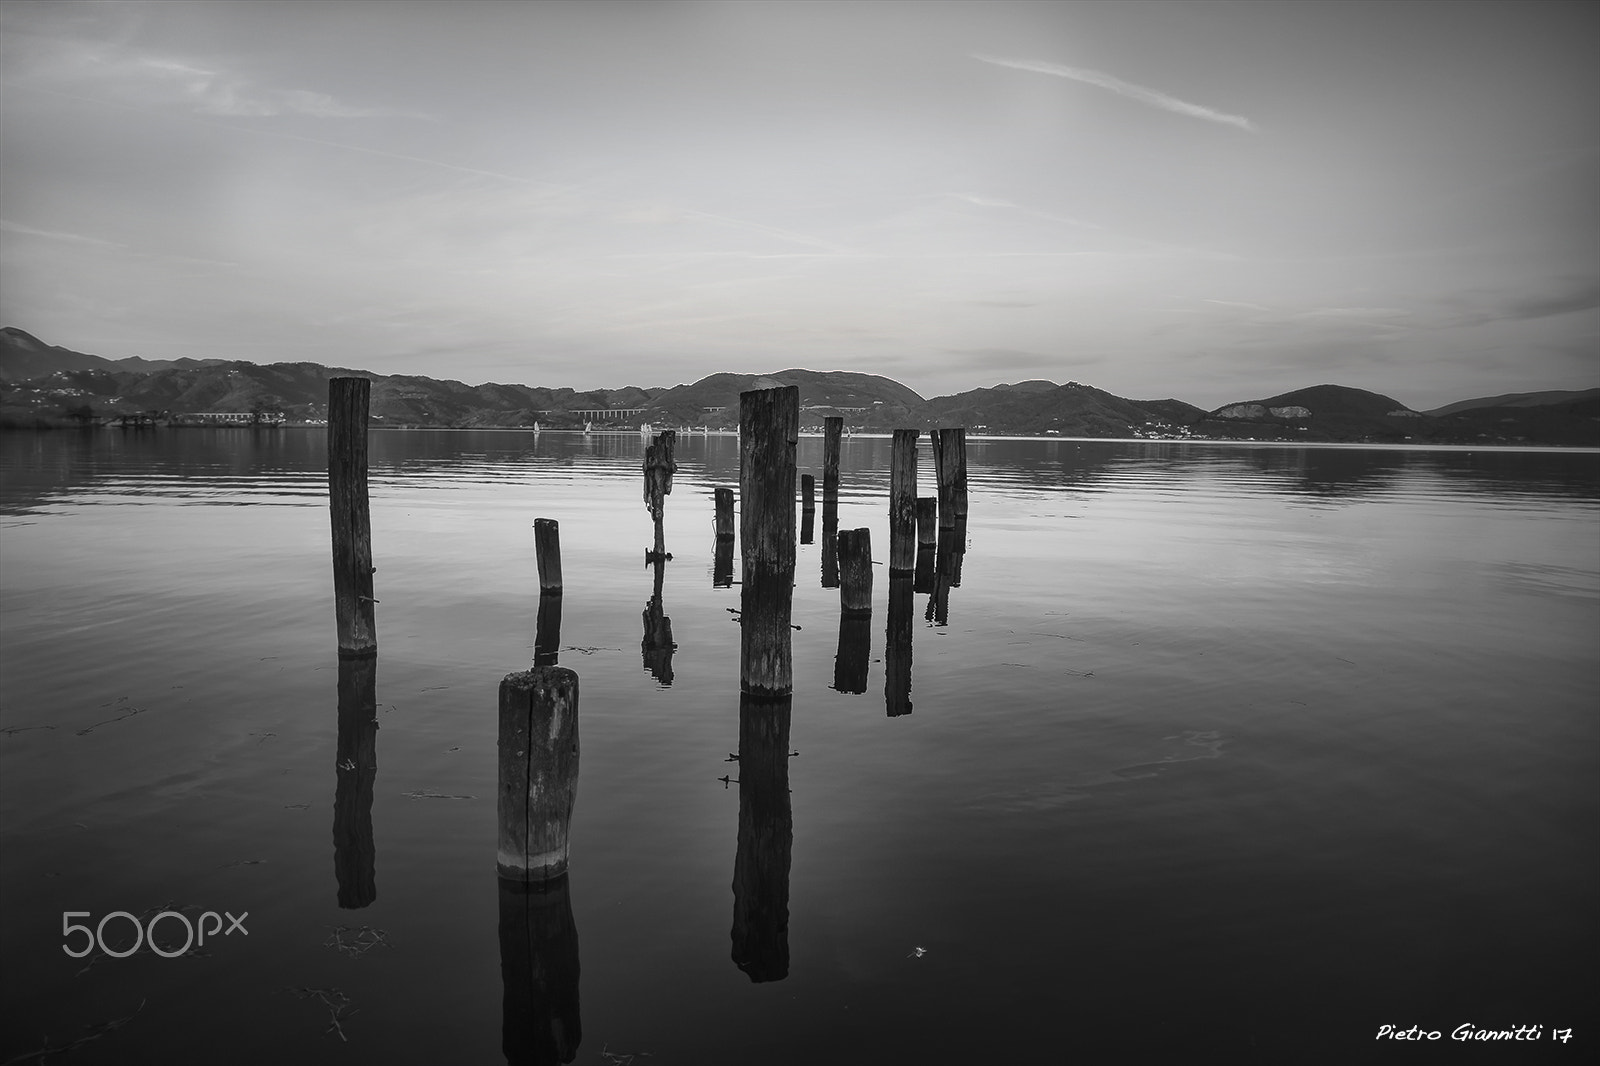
[2, 327, 1595, 445]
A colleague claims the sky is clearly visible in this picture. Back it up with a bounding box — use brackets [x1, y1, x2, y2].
[1, 0, 1596, 410]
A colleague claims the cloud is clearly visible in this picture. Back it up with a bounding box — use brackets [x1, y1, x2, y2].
[946, 347, 1101, 369]
[973, 54, 1256, 132]
[1501, 282, 1600, 322]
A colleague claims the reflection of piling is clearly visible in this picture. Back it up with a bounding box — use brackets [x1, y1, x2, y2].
[800, 474, 815, 545]
[916, 497, 937, 550]
[534, 593, 563, 668]
[820, 510, 839, 589]
[533, 519, 562, 594]
[731, 692, 793, 982]
[713, 537, 735, 588]
[833, 611, 871, 694]
[328, 377, 376, 657]
[739, 387, 798, 697]
[885, 575, 914, 717]
[497, 668, 580, 882]
[643, 431, 677, 561]
[641, 558, 675, 685]
[931, 427, 968, 531]
[713, 487, 735, 541]
[837, 528, 873, 615]
[334, 654, 378, 908]
[889, 429, 918, 573]
[498, 875, 581, 1066]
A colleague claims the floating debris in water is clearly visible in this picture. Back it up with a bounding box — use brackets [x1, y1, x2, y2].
[403, 789, 475, 801]
[4, 998, 147, 1062]
[324, 925, 389, 958]
[907, 946, 928, 959]
[284, 987, 355, 1042]
[76, 702, 147, 736]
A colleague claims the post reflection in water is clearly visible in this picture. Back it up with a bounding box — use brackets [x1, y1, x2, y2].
[534, 591, 562, 668]
[641, 558, 676, 684]
[712, 535, 735, 589]
[498, 875, 582, 1066]
[333, 654, 378, 909]
[885, 575, 914, 717]
[731, 692, 793, 982]
[820, 510, 839, 589]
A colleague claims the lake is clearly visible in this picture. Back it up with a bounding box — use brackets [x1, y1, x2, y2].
[1, 428, 1595, 1064]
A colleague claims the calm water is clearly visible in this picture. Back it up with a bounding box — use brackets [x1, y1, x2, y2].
[1, 429, 1595, 1064]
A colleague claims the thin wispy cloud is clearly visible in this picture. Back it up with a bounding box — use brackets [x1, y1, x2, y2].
[973, 54, 1256, 132]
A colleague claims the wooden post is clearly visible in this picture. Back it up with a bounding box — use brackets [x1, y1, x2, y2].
[497, 668, 579, 882]
[820, 511, 839, 590]
[885, 574, 914, 717]
[889, 429, 918, 573]
[822, 416, 842, 515]
[836, 528, 873, 615]
[799, 474, 815, 545]
[916, 497, 937, 549]
[714, 487, 736, 540]
[533, 518, 562, 594]
[498, 876, 582, 1065]
[334, 654, 378, 908]
[328, 377, 376, 657]
[533, 592, 562, 668]
[731, 692, 792, 982]
[644, 431, 677, 561]
[932, 427, 967, 530]
[953, 427, 968, 521]
[739, 386, 797, 696]
[713, 536, 735, 588]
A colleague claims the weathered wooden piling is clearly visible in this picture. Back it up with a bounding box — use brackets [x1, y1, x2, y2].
[885, 574, 914, 717]
[931, 427, 968, 530]
[822, 416, 842, 515]
[641, 559, 675, 685]
[334, 654, 378, 908]
[889, 429, 918, 573]
[533, 518, 562, 595]
[820, 511, 839, 589]
[498, 875, 582, 1066]
[497, 667, 579, 882]
[713, 487, 736, 540]
[739, 386, 798, 696]
[713, 536, 735, 588]
[833, 611, 871, 694]
[916, 497, 937, 549]
[328, 377, 376, 657]
[836, 527, 873, 615]
[799, 474, 815, 545]
[644, 430, 678, 560]
[731, 692, 793, 982]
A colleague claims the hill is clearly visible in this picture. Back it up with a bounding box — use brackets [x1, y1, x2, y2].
[924, 380, 1203, 437]
[1192, 384, 1426, 442]
[1426, 388, 1600, 416]
[0, 327, 225, 381]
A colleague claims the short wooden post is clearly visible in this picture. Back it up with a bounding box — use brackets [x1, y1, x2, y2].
[799, 474, 815, 545]
[713, 487, 736, 540]
[822, 416, 842, 516]
[497, 668, 579, 882]
[833, 611, 871, 694]
[731, 692, 792, 982]
[328, 377, 376, 657]
[836, 528, 873, 615]
[889, 429, 918, 573]
[498, 876, 582, 1065]
[533, 518, 562, 594]
[885, 574, 914, 717]
[334, 654, 378, 908]
[739, 386, 798, 696]
[932, 427, 967, 530]
[916, 497, 937, 549]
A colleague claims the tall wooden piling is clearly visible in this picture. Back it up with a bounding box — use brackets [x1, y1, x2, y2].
[837, 528, 873, 615]
[916, 497, 937, 549]
[334, 654, 378, 908]
[731, 692, 793, 982]
[497, 667, 580, 882]
[498, 876, 582, 1066]
[713, 487, 736, 540]
[889, 429, 918, 573]
[822, 416, 842, 514]
[533, 518, 562, 595]
[820, 510, 839, 590]
[644, 431, 677, 560]
[533, 592, 562, 668]
[931, 427, 968, 530]
[328, 377, 376, 657]
[739, 386, 798, 696]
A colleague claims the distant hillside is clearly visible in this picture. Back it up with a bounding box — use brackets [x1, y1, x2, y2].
[1192, 384, 1425, 442]
[647, 369, 925, 429]
[0, 327, 225, 381]
[924, 380, 1201, 437]
[1426, 388, 1600, 415]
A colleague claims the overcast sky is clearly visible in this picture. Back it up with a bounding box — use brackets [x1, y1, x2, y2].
[1, 0, 1595, 408]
